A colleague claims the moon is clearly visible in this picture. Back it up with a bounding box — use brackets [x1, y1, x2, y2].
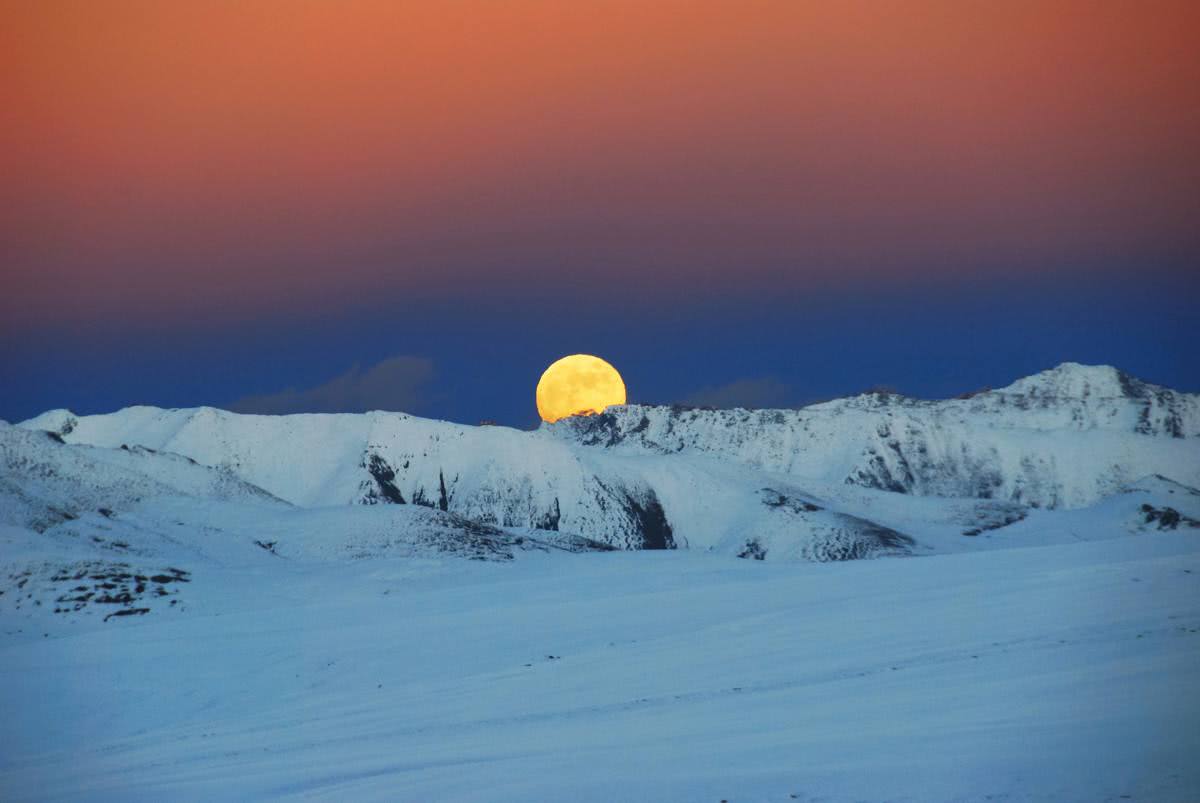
[537, 354, 627, 423]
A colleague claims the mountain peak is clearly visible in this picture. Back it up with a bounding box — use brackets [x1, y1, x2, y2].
[21, 408, 79, 437]
[996, 363, 1147, 399]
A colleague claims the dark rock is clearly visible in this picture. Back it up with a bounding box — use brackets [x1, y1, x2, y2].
[104, 608, 150, 622]
[738, 540, 767, 560]
[362, 453, 406, 505]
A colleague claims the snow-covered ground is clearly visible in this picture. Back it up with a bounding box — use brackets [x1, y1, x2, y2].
[3, 363, 1199, 800]
[2, 535, 1198, 802]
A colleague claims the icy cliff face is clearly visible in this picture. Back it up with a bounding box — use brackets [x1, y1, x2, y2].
[548, 363, 1200, 509]
[16, 363, 1199, 558]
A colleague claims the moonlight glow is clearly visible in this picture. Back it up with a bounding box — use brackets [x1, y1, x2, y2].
[536, 354, 626, 423]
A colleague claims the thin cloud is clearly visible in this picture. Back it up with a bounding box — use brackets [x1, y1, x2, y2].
[230, 356, 433, 415]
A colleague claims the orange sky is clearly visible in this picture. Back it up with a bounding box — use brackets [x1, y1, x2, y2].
[4, 1, 1198, 328]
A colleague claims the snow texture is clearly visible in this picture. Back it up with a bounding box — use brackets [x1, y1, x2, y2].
[2, 363, 1199, 800]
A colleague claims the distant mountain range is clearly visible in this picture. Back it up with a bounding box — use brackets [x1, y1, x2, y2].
[10, 362, 1198, 564]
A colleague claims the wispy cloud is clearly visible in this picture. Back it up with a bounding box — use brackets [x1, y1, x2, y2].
[230, 356, 433, 415]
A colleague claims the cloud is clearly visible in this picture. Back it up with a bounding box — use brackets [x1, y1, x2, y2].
[230, 356, 433, 415]
[681, 377, 793, 409]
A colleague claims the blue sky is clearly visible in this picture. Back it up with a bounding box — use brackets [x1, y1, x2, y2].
[4, 266, 1196, 428]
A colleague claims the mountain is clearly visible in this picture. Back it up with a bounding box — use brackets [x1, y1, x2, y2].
[16, 363, 1199, 560]
[5, 364, 1200, 801]
[551, 362, 1198, 507]
[1, 419, 611, 626]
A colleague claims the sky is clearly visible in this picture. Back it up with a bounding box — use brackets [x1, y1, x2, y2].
[3, 0, 1198, 427]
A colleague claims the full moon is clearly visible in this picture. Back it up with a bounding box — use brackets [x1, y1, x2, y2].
[537, 354, 627, 423]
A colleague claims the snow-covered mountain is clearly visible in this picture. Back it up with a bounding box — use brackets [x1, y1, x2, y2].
[552, 362, 1199, 507]
[5, 364, 1200, 801]
[2, 420, 611, 626]
[17, 363, 1199, 559]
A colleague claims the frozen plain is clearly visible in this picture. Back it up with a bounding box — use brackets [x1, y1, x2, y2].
[3, 530, 1198, 802]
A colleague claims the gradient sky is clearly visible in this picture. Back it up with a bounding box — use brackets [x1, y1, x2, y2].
[3, 1, 1198, 427]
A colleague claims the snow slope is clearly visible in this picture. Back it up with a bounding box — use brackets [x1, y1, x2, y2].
[12, 409, 918, 559]
[4, 365, 1200, 800]
[0, 420, 612, 628]
[19, 363, 1200, 559]
[2, 534, 1198, 802]
[551, 363, 1199, 508]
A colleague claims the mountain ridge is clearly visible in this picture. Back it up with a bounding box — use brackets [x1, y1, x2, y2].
[16, 363, 1200, 557]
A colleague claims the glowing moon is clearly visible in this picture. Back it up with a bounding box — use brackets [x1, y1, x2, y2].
[537, 354, 627, 423]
